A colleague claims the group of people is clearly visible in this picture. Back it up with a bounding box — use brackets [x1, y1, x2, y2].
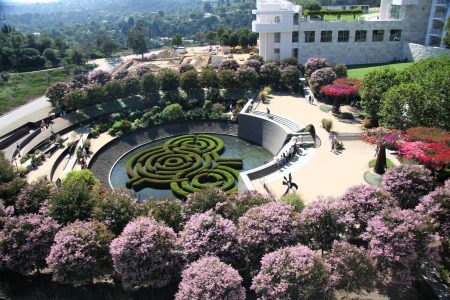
[275, 137, 304, 168]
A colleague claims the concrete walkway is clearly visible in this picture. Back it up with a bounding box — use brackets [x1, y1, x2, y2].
[254, 94, 379, 203]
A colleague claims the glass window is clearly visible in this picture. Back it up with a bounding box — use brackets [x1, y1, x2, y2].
[274, 48, 280, 54]
[372, 30, 384, 42]
[390, 5, 402, 19]
[389, 29, 402, 41]
[321, 31, 332, 43]
[275, 16, 280, 23]
[338, 30, 349, 42]
[293, 13, 299, 25]
[304, 31, 315, 43]
[274, 32, 281, 43]
[292, 48, 298, 59]
[292, 32, 299, 43]
[355, 30, 367, 42]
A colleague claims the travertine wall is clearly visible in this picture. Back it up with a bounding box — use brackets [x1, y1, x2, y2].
[403, 43, 450, 61]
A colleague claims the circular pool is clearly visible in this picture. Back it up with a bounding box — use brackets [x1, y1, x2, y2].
[110, 134, 272, 200]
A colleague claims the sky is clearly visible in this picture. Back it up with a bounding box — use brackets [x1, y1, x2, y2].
[6, 0, 59, 3]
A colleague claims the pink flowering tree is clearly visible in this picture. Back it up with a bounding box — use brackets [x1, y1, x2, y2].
[337, 185, 394, 240]
[298, 197, 342, 253]
[363, 208, 440, 285]
[182, 187, 228, 220]
[362, 127, 404, 175]
[304, 57, 328, 77]
[178, 211, 241, 266]
[0, 214, 59, 274]
[175, 256, 246, 300]
[215, 191, 274, 222]
[46, 221, 114, 285]
[237, 203, 299, 269]
[309, 67, 337, 94]
[251, 244, 332, 300]
[110, 217, 180, 288]
[382, 165, 435, 209]
[88, 69, 111, 85]
[326, 240, 377, 297]
[15, 179, 51, 215]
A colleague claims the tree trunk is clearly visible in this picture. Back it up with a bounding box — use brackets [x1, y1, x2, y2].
[374, 144, 387, 175]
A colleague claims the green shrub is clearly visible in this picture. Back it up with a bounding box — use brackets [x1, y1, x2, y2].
[62, 170, 100, 189]
[182, 187, 228, 220]
[162, 103, 184, 121]
[281, 194, 305, 212]
[333, 112, 354, 120]
[0, 151, 16, 184]
[321, 118, 333, 131]
[139, 198, 183, 232]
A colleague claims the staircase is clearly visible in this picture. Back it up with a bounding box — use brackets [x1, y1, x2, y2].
[253, 111, 303, 133]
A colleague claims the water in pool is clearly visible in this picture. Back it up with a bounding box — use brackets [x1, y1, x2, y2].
[110, 134, 273, 200]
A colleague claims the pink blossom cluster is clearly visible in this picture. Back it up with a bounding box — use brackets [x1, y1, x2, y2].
[252, 244, 331, 299]
[304, 57, 328, 76]
[363, 208, 440, 285]
[309, 67, 337, 93]
[237, 203, 298, 265]
[175, 256, 245, 300]
[110, 217, 180, 288]
[321, 83, 357, 98]
[0, 214, 59, 274]
[46, 221, 113, 285]
[178, 211, 241, 264]
[88, 69, 112, 85]
[382, 165, 435, 209]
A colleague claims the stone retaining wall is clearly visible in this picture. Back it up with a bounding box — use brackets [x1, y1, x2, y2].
[403, 43, 450, 62]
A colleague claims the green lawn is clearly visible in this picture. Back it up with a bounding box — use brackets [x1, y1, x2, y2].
[347, 62, 414, 79]
[0, 69, 71, 114]
[323, 14, 365, 21]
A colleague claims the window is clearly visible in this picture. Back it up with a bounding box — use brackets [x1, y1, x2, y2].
[275, 16, 280, 23]
[293, 13, 299, 25]
[304, 31, 315, 43]
[274, 48, 280, 54]
[274, 32, 281, 43]
[321, 31, 332, 43]
[372, 30, 384, 42]
[389, 5, 402, 19]
[389, 29, 402, 41]
[292, 32, 299, 43]
[292, 48, 298, 59]
[355, 30, 367, 42]
[338, 30, 349, 42]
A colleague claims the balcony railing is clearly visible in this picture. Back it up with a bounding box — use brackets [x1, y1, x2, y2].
[430, 28, 443, 35]
[434, 12, 446, 18]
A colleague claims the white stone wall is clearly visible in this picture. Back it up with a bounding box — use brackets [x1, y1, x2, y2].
[295, 20, 405, 64]
[403, 43, 450, 61]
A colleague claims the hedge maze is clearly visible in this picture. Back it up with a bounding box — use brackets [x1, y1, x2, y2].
[126, 134, 243, 198]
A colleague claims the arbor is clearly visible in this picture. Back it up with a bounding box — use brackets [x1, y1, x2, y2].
[0, 214, 59, 274]
[110, 217, 180, 288]
[93, 190, 137, 235]
[237, 203, 298, 268]
[360, 67, 401, 126]
[326, 241, 377, 296]
[252, 245, 331, 300]
[175, 257, 245, 300]
[172, 34, 183, 47]
[381, 165, 435, 209]
[179, 69, 200, 91]
[298, 197, 342, 253]
[127, 21, 148, 59]
[158, 68, 179, 91]
[141, 73, 159, 94]
[47, 221, 114, 286]
[179, 211, 241, 264]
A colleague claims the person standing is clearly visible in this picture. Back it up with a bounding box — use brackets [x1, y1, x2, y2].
[266, 108, 270, 116]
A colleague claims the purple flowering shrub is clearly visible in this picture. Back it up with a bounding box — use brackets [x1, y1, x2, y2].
[259, 62, 281, 87]
[46, 221, 114, 285]
[309, 67, 337, 94]
[237, 202, 298, 268]
[93, 189, 137, 235]
[337, 185, 394, 239]
[298, 197, 342, 252]
[382, 165, 435, 209]
[182, 187, 228, 220]
[304, 57, 328, 77]
[363, 208, 440, 285]
[88, 70, 111, 85]
[15, 179, 51, 215]
[244, 59, 262, 72]
[178, 211, 241, 265]
[219, 59, 240, 71]
[215, 191, 274, 222]
[110, 217, 180, 288]
[175, 256, 245, 300]
[0, 214, 59, 274]
[252, 245, 331, 300]
[326, 240, 377, 294]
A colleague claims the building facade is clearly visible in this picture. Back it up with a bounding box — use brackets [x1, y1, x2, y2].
[252, 0, 449, 65]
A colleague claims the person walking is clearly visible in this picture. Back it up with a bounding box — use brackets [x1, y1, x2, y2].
[266, 108, 270, 115]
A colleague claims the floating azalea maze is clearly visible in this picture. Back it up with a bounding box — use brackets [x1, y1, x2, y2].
[125, 134, 243, 198]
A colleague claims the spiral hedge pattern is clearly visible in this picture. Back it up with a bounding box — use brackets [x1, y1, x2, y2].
[126, 134, 243, 198]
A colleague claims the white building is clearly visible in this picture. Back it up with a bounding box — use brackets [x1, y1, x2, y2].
[252, 0, 450, 65]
